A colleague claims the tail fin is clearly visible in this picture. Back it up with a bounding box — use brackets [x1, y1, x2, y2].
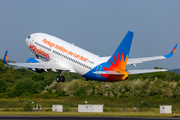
[107, 31, 134, 71]
[3, 51, 8, 64]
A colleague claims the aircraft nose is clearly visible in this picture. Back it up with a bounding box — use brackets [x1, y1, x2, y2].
[25, 36, 29, 43]
[25, 34, 38, 47]
[25, 35, 32, 47]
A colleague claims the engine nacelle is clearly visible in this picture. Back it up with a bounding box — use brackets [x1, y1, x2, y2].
[26, 58, 46, 73]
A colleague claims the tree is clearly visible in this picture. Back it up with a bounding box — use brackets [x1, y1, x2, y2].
[14, 78, 38, 96]
[0, 79, 7, 93]
[32, 74, 44, 81]
[0, 62, 6, 74]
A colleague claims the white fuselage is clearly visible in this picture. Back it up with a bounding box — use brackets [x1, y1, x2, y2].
[25, 33, 103, 75]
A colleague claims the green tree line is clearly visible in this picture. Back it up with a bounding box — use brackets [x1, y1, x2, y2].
[0, 58, 180, 99]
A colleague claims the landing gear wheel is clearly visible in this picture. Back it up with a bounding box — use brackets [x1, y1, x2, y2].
[56, 70, 65, 83]
[56, 76, 60, 83]
[60, 76, 65, 82]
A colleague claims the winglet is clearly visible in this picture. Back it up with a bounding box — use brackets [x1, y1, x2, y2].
[164, 44, 178, 58]
[3, 51, 8, 64]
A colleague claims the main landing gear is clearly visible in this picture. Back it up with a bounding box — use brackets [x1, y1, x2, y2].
[56, 76, 65, 83]
[56, 70, 65, 83]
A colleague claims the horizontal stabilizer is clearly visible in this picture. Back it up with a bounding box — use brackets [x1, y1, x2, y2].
[127, 69, 167, 75]
[93, 71, 124, 75]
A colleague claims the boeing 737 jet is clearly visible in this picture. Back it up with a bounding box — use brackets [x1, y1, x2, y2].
[3, 31, 177, 82]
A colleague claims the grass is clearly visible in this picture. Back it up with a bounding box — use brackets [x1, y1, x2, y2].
[0, 97, 180, 118]
[1, 97, 180, 111]
[0, 111, 179, 118]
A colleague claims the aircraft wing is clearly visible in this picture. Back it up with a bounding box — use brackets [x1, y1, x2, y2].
[3, 51, 70, 71]
[127, 44, 177, 66]
[100, 44, 177, 66]
[7, 62, 52, 69]
[6, 62, 69, 70]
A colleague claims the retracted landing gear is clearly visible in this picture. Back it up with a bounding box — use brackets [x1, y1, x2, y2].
[56, 70, 65, 83]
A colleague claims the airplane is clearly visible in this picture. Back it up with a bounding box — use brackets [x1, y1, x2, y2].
[3, 31, 177, 82]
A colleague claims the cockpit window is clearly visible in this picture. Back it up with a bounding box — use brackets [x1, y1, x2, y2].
[28, 36, 31, 39]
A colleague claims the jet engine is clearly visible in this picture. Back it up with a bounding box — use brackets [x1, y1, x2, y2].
[26, 58, 47, 73]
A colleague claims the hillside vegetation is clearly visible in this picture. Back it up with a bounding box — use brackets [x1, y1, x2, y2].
[0, 59, 180, 99]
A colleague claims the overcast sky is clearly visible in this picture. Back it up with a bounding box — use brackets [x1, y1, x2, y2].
[0, 0, 179, 69]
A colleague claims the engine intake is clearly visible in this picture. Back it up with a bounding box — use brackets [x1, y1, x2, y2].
[26, 58, 46, 73]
